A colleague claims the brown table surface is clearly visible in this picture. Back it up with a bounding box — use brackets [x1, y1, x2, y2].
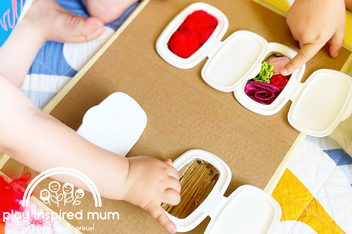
[1, 0, 351, 233]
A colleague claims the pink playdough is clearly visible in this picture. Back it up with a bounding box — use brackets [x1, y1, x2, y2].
[267, 55, 290, 73]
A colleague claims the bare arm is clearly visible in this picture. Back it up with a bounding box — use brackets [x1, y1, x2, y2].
[0, 0, 180, 231]
[0, 73, 130, 199]
[0, 74, 180, 232]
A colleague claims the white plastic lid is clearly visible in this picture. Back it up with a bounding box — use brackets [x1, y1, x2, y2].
[233, 42, 305, 115]
[202, 30, 268, 92]
[167, 149, 282, 233]
[157, 4, 352, 136]
[76, 92, 147, 156]
[156, 3, 307, 115]
[288, 69, 352, 137]
[204, 185, 282, 234]
[156, 2, 229, 69]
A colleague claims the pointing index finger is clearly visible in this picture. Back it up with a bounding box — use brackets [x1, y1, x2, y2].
[280, 43, 322, 76]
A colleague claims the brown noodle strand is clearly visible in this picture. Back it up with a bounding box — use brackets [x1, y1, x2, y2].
[162, 159, 219, 219]
[175, 165, 210, 217]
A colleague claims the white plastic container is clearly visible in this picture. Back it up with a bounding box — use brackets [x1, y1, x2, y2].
[76, 92, 147, 156]
[168, 149, 282, 233]
[156, 2, 352, 137]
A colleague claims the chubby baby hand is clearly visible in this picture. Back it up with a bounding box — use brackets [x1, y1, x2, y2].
[123, 156, 181, 233]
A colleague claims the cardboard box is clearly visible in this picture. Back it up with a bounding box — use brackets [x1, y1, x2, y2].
[1, 0, 351, 233]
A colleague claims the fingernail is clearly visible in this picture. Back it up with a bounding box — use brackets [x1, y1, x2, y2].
[280, 69, 288, 76]
[94, 23, 101, 29]
[95, 25, 104, 34]
[170, 226, 177, 233]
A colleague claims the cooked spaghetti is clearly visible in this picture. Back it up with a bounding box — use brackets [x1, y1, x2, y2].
[162, 159, 219, 219]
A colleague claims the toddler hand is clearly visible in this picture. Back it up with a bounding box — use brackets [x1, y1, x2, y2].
[281, 0, 346, 75]
[123, 156, 181, 233]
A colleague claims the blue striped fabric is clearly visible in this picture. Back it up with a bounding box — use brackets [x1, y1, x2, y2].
[20, 0, 140, 108]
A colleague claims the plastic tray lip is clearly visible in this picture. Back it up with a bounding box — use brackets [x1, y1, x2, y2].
[204, 185, 282, 234]
[201, 30, 269, 93]
[156, 2, 229, 69]
[167, 150, 282, 233]
[232, 41, 305, 115]
[166, 149, 231, 232]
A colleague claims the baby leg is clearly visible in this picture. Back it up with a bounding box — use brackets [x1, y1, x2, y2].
[0, 0, 105, 87]
[83, 0, 139, 24]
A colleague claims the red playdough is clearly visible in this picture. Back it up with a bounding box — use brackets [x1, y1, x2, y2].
[169, 29, 201, 58]
[198, 27, 216, 44]
[169, 10, 218, 58]
[179, 10, 218, 31]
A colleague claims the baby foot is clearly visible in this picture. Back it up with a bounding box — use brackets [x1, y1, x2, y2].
[83, 0, 139, 24]
[25, 0, 105, 43]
